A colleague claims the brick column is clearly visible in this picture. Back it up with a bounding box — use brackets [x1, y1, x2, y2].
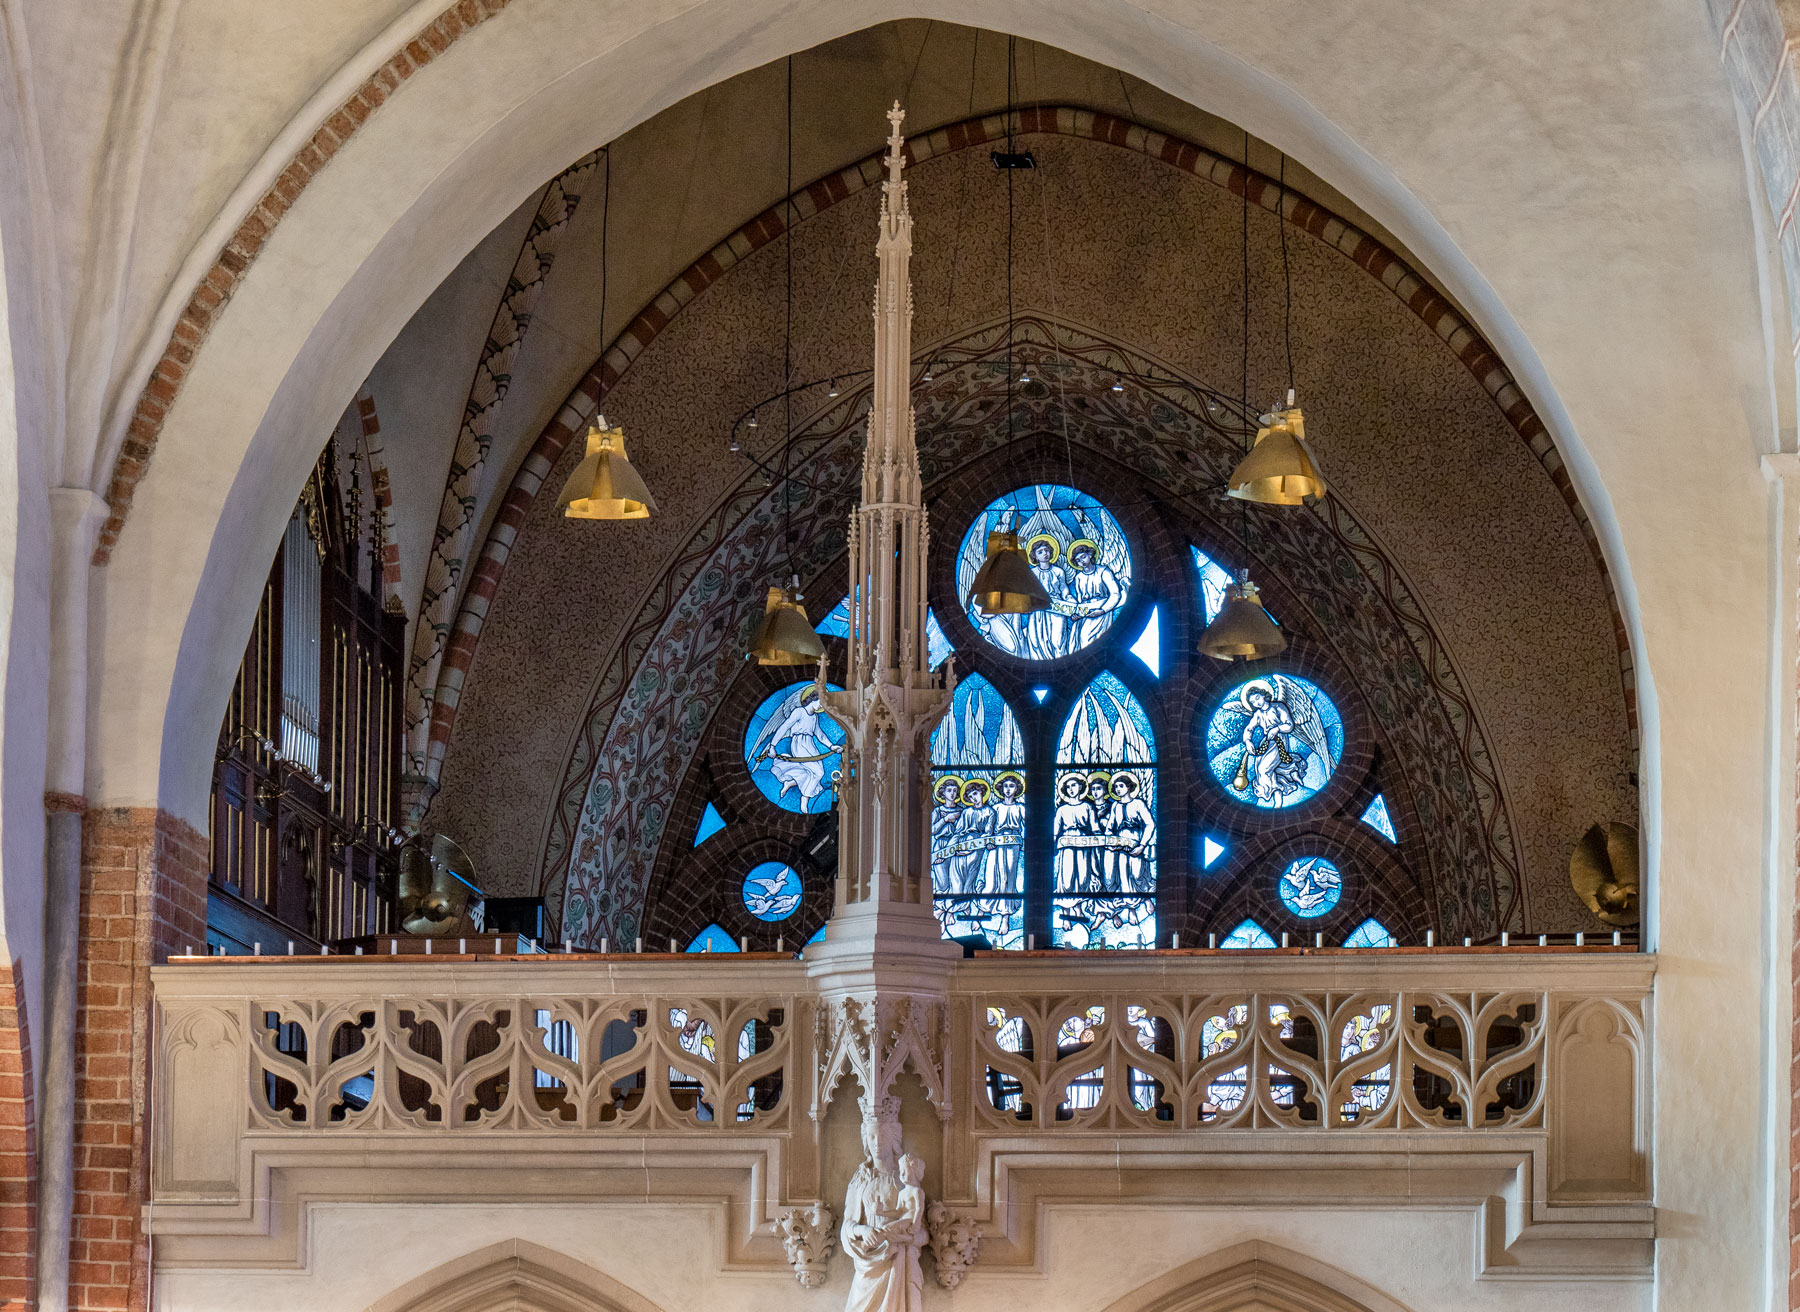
[0, 960, 36, 1310]
[71, 810, 205, 1312]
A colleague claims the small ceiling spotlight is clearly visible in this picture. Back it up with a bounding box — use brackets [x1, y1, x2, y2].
[559, 417, 656, 521]
[827, 378, 839, 397]
[923, 361, 935, 381]
[747, 412, 759, 429]
[1111, 376, 1125, 392]
[728, 435, 741, 453]
[1198, 569, 1286, 661]
[1019, 365, 1033, 384]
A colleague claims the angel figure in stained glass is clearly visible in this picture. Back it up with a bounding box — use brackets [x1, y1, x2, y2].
[1084, 772, 1115, 891]
[748, 685, 838, 810]
[1107, 773, 1156, 894]
[1053, 773, 1094, 893]
[1233, 676, 1336, 807]
[949, 778, 995, 895]
[981, 772, 1027, 894]
[1023, 534, 1072, 659]
[1065, 538, 1127, 648]
[929, 776, 964, 895]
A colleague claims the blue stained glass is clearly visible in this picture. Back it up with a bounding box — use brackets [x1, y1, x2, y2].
[1220, 919, 1276, 950]
[1344, 918, 1397, 948]
[805, 925, 826, 946]
[1129, 606, 1161, 677]
[743, 681, 845, 814]
[1031, 686, 1051, 704]
[1205, 674, 1344, 810]
[819, 595, 953, 671]
[686, 924, 739, 953]
[1278, 856, 1343, 919]
[1202, 835, 1227, 868]
[930, 675, 1026, 949]
[741, 861, 803, 921]
[693, 802, 727, 846]
[1360, 794, 1397, 842]
[957, 485, 1132, 660]
[1053, 672, 1156, 948]
[1191, 546, 1236, 625]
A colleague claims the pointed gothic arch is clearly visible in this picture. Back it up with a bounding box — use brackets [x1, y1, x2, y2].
[364, 1238, 667, 1312]
[1100, 1239, 1414, 1312]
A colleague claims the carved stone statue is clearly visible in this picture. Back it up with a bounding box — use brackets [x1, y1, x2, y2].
[777, 1201, 837, 1288]
[840, 1104, 927, 1312]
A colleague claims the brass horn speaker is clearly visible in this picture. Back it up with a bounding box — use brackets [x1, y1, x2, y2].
[748, 585, 825, 666]
[967, 531, 1051, 615]
[1227, 403, 1326, 506]
[1569, 821, 1639, 927]
[559, 418, 656, 520]
[399, 833, 484, 936]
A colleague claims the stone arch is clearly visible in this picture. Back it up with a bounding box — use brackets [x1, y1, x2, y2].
[1101, 1239, 1414, 1312]
[364, 1237, 666, 1312]
[414, 105, 1634, 814]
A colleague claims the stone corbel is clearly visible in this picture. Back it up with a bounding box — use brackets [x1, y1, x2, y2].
[814, 995, 952, 1123]
[925, 1200, 982, 1288]
[777, 1202, 838, 1287]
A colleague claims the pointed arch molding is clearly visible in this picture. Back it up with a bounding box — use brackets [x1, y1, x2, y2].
[549, 319, 1530, 945]
[1101, 1240, 1414, 1312]
[365, 1238, 667, 1312]
[406, 105, 1635, 828]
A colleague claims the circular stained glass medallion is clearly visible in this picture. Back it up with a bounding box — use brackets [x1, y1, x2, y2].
[1205, 674, 1344, 809]
[743, 681, 845, 814]
[741, 861, 804, 921]
[1277, 856, 1343, 919]
[956, 485, 1132, 660]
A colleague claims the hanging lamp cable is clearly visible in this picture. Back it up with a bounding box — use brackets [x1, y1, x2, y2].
[1279, 153, 1294, 397]
[783, 55, 795, 574]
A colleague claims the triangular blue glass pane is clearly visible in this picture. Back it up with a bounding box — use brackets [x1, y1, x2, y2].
[1202, 835, 1227, 868]
[1129, 606, 1161, 677]
[1359, 794, 1397, 843]
[694, 802, 727, 846]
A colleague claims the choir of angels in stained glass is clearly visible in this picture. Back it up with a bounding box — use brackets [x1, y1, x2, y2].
[1053, 671, 1157, 949]
[956, 485, 1132, 660]
[929, 674, 1027, 949]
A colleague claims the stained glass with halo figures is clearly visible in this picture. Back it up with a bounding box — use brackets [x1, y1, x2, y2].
[929, 674, 1026, 949]
[956, 485, 1133, 660]
[1052, 671, 1157, 949]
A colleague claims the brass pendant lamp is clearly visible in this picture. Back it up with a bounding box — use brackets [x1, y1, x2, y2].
[1227, 392, 1326, 506]
[748, 581, 824, 666]
[1226, 151, 1325, 508]
[1198, 568, 1286, 661]
[969, 531, 1052, 615]
[562, 148, 656, 522]
[559, 418, 656, 520]
[969, 45, 1050, 625]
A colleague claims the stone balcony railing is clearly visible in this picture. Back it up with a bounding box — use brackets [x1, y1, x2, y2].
[148, 945, 1653, 1281]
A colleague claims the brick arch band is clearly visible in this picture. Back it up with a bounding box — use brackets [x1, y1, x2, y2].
[411, 105, 1638, 813]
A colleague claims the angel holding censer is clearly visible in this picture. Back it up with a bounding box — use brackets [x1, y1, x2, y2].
[1230, 676, 1337, 807]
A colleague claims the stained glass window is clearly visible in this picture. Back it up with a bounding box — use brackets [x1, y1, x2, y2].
[1031, 686, 1051, 704]
[956, 485, 1132, 660]
[1277, 855, 1342, 918]
[741, 861, 802, 921]
[1359, 794, 1397, 842]
[1053, 671, 1156, 948]
[1129, 607, 1161, 677]
[929, 674, 1026, 949]
[1191, 546, 1235, 625]
[686, 924, 738, 953]
[1344, 917, 1397, 948]
[1219, 919, 1275, 949]
[1202, 835, 1227, 868]
[743, 681, 845, 814]
[693, 802, 727, 846]
[819, 595, 953, 671]
[1205, 674, 1344, 809]
[804, 924, 826, 946]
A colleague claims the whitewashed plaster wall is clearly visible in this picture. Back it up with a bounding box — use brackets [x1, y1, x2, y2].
[0, 1, 1774, 1308]
[152, 1201, 1649, 1312]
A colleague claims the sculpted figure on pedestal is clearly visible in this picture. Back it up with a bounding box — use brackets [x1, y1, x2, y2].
[840, 1103, 927, 1312]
